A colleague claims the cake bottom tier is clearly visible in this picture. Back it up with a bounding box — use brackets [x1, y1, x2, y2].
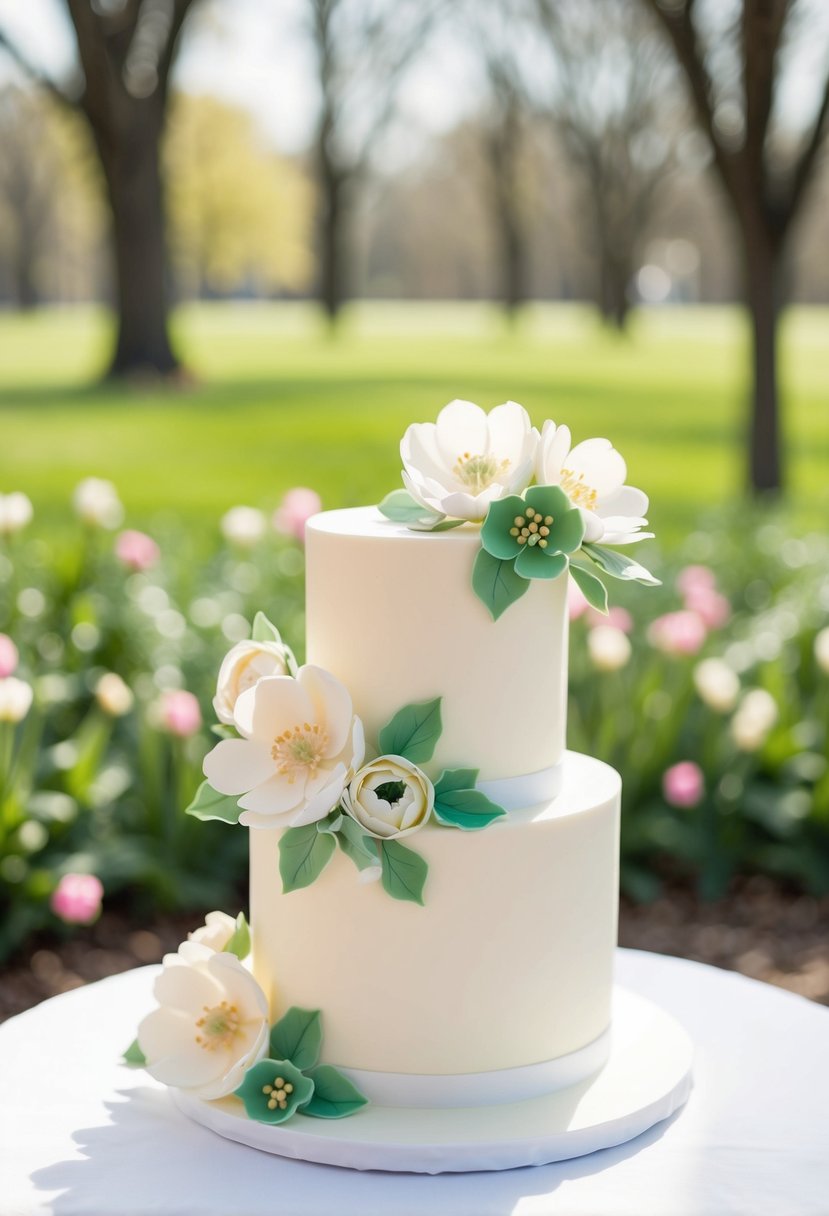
[250, 750, 621, 1106]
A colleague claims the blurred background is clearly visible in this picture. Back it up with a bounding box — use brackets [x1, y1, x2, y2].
[0, 0, 828, 1016]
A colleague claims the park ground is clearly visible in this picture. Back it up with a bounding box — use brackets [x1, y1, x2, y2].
[1, 301, 828, 545]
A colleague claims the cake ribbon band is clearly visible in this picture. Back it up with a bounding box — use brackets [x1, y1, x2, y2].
[476, 761, 563, 812]
[335, 1025, 611, 1109]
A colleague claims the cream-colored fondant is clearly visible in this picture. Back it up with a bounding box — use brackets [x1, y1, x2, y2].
[304, 507, 568, 784]
[250, 751, 620, 1078]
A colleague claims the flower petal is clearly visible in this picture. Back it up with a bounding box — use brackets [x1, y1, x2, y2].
[536, 421, 571, 484]
[596, 484, 649, 518]
[401, 423, 451, 486]
[546, 507, 586, 554]
[480, 495, 525, 560]
[202, 738, 273, 796]
[486, 401, 533, 467]
[138, 1008, 228, 1089]
[237, 774, 303, 816]
[235, 675, 314, 743]
[515, 546, 568, 580]
[434, 399, 488, 468]
[288, 769, 347, 826]
[565, 438, 626, 497]
[153, 959, 223, 1014]
[297, 665, 352, 758]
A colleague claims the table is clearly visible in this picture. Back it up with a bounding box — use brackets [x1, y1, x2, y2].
[1, 948, 827, 1216]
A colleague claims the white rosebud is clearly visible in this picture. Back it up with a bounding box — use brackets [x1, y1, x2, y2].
[587, 625, 631, 672]
[815, 627, 829, 676]
[73, 478, 124, 529]
[730, 688, 778, 752]
[95, 672, 134, 717]
[188, 910, 237, 952]
[220, 506, 266, 548]
[693, 658, 740, 713]
[0, 676, 34, 723]
[342, 755, 434, 840]
[0, 491, 33, 537]
[213, 639, 294, 726]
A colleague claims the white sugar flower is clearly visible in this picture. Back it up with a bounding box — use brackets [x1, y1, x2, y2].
[0, 677, 34, 723]
[694, 658, 740, 714]
[0, 491, 33, 537]
[342, 755, 434, 840]
[213, 638, 295, 725]
[189, 910, 237, 952]
[536, 421, 652, 546]
[401, 399, 537, 522]
[137, 941, 268, 1099]
[203, 665, 364, 829]
[220, 506, 266, 548]
[73, 478, 124, 529]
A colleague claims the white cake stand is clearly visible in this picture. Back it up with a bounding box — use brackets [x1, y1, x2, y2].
[173, 986, 693, 1174]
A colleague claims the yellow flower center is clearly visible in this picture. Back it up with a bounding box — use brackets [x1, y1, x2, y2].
[509, 506, 554, 549]
[454, 451, 510, 494]
[262, 1075, 296, 1111]
[195, 1001, 242, 1052]
[272, 723, 328, 784]
[560, 468, 598, 510]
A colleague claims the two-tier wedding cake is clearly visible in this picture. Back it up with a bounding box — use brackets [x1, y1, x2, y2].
[124, 400, 692, 1170]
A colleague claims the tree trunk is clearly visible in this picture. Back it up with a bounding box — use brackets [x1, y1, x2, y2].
[317, 170, 347, 327]
[597, 234, 631, 331]
[14, 248, 38, 310]
[496, 195, 526, 321]
[743, 229, 783, 494]
[94, 110, 178, 378]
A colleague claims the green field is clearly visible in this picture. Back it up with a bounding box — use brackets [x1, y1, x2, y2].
[1, 302, 827, 546]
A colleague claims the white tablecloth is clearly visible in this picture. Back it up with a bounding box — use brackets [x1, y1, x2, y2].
[1, 948, 827, 1216]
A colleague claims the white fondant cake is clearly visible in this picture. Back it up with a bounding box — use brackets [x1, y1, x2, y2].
[249, 507, 621, 1103]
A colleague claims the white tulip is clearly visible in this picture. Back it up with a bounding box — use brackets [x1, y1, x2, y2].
[587, 625, 632, 672]
[730, 689, 778, 752]
[536, 420, 652, 546]
[814, 627, 829, 676]
[0, 677, 33, 723]
[188, 910, 237, 952]
[342, 755, 434, 840]
[73, 478, 124, 529]
[137, 941, 269, 1099]
[0, 491, 33, 536]
[95, 672, 134, 717]
[220, 506, 266, 548]
[693, 658, 740, 713]
[213, 638, 295, 726]
[203, 665, 364, 829]
[401, 399, 537, 522]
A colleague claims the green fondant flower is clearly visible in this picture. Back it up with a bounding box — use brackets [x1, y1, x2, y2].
[481, 485, 585, 580]
[235, 1058, 314, 1125]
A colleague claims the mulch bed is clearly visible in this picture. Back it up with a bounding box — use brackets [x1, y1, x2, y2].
[1, 876, 828, 1024]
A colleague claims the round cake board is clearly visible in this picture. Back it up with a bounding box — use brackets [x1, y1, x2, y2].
[173, 986, 693, 1174]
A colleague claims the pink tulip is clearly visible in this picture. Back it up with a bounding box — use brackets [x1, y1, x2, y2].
[272, 487, 322, 543]
[662, 761, 705, 808]
[587, 605, 633, 633]
[684, 586, 731, 630]
[50, 873, 104, 925]
[567, 579, 589, 621]
[115, 529, 160, 572]
[648, 610, 708, 656]
[0, 634, 18, 678]
[160, 689, 202, 738]
[676, 565, 717, 598]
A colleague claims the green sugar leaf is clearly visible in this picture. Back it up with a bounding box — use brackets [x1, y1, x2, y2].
[582, 543, 661, 586]
[222, 912, 251, 960]
[433, 787, 506, 830]
[377, 839, 428, 905]
[569, 562, 609, 613]
[378, 489, 442, 527]
[269, 1007, 323, 1071]
[122, 1038, 146, 1067]
[252, 612, 283, 643]
[299, 1065, 368, 1119]
[184, 780, 242, 825]
[378, 697, 443, 764]
[279, 823, 335, 893]
[434, 768, 480, 795]
[472, 547, 530, 621]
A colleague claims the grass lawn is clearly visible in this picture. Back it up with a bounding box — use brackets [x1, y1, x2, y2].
[1, 301, 826, 547]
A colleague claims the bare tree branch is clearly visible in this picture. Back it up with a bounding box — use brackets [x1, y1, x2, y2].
[0, 27, 77, 106]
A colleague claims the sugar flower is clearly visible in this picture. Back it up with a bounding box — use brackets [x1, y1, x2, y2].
[50, 873, 104, 924]
[189, 910, 238, 952]
[0, 676, 33, 723]
[273, 487, 322, 543]
[481, 485, 584, 580]
[203, 666, 364, 829]
[214, 637, 295, 726]
[401, 399, 537, 522]
[342, 755, 434, 840]
[137, 941, 269, 1099]
[536, 421, 652, 547]
[0, 491, 33, 537]
[73, 478, 124, 529]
